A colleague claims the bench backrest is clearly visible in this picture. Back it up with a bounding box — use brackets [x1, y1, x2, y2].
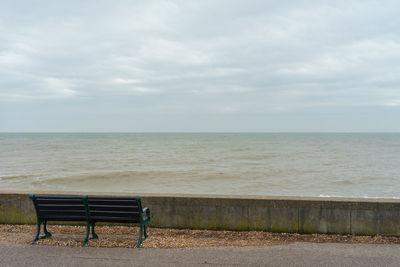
[87, 196, 142, 223]
[30, 194, 87, 222]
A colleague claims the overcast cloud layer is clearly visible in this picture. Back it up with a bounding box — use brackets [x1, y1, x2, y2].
[1, 0, 400, 132]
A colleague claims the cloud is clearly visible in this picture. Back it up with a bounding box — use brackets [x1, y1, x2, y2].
[385, 99, 400, 107]
[1, 0, 400, 131]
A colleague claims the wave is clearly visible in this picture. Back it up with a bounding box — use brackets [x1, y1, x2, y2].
[231, 147, 252, 152]
[0, 174, 35, 180]
[223, 154, 280, 161]
[330, 180, 355, 185]
[30, 170, 178, 184]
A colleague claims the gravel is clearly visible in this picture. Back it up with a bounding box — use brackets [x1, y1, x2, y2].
[1, 224, 400, 248]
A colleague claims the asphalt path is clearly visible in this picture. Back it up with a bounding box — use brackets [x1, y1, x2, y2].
[1, 242, 400, 266]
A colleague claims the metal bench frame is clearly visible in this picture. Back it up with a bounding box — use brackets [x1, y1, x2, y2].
[29, 194, 150, 247]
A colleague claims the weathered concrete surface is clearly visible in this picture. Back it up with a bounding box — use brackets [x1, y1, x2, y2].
[2, 242, 400, 267]
[0, 193, 35, 224]
[1, 191, 400, 236]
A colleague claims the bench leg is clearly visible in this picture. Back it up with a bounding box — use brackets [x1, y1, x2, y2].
[32, 221, 42, 244]
[136, 224, 144, 248]
[82, 221, 91, 247]
[144, 225, 148, 240]
[91, 223, 98, 239]
[41, 221, 52, 239]
[32, 221, 53, 244]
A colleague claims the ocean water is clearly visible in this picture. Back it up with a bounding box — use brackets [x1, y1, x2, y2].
[0, 133, 400, 198]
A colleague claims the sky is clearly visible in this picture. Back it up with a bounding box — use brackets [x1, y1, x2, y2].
[1, 0, 400, 132]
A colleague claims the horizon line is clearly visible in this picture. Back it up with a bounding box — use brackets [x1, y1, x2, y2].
[1, 131, 400, 134]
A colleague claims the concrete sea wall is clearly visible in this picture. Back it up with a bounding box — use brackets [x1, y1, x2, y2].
[1, 191, 400, 236]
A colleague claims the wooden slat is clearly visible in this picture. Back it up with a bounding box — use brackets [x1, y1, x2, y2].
[36, 199, 83, 205]
[88, 205, 139, 212]
[38, 210, 86, 217]
[37, 204, 84, 211]
[89, 196, 138, 200]
[38, 215, 87, 221]
[34, 195, 82, 200]
[88, 200, 138, 206]
[90, 216, 140, 223]
[90, 210, 139, 217]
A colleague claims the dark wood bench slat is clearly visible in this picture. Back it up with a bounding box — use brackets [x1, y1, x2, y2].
[38, 210, 86, 216]
[88, 205, 139, 211]
[90, 216, 141, 223]
[38, 215, 87, 221]
[89, 211, 139, 216]
[88, 200, 138, 206]
[36, 199, 84, 205]
[34, 195, 83, 199]
[88, 196, 138, 200]
[37, 204, 85, 210]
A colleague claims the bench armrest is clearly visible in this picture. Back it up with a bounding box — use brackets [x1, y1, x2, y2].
[142, 207, 150, 223]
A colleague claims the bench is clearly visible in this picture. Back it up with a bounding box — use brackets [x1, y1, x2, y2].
[29, 194, 150, 247]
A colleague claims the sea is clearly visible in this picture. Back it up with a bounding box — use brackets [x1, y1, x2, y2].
[1, 133, 399, 198]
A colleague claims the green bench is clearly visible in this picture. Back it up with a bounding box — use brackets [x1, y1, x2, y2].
[29, 194, 150, 247]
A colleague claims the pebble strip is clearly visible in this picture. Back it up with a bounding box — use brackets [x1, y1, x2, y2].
[1, 224, 400, 248]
